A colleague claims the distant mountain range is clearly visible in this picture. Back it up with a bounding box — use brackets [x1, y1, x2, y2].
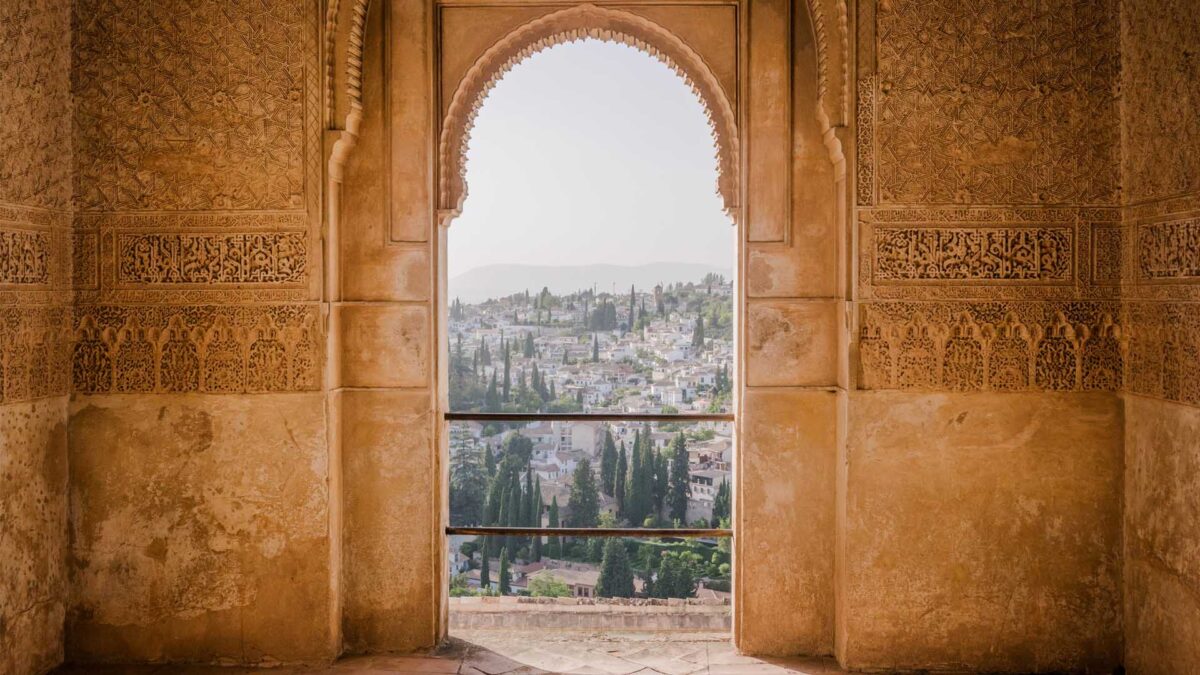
[449, 262, 732, 303]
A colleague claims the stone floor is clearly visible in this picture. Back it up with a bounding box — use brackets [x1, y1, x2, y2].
[53, 630, 850, 674]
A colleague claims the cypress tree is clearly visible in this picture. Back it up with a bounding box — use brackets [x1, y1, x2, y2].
[484, 444, 495, 477]
[502, 348, 511, 401]
[480, 541, 491, 591]
[498, 547, 511, 595]
[592, 334, 599, 362]
[566, 458, 600, 527]
[599, 430, 618, 496]
[625, 432, 644, 525]
[628, 285, 636, 332]
[485, 373, 500, 412]
[692, 316, 705, 349]
[667, 433, 691, 524]
[507, 475, 521, 553]
[524, 331, 535, 357]
[656, 446, 669, 514]
[614, 442, 628, 520]
[548, 496, 561, 558]
[596, 539, 635, 598]
[711, 479, 731, 527]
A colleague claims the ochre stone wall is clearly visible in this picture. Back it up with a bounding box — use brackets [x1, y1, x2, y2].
[849, 0, 1125, 669]
[843, 392, 1123, 671]
[1119, 1, 1200, 672]
[66, 394, 331, 664]
[0, 2, 73, 673]
[64, 0, 333, 665]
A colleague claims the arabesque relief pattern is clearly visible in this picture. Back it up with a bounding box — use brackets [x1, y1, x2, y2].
[66, 0, 324, 396]
[0, 306, 71, 404]
[854, 0, 1129, 400]
[71, 305, 321, 394]
[857, 0, 1119, 207]
[1121, 0, 1199, 205]
[117, 231, 307, 285]
[859, 302, 1124, 393]
[0, 3, 72, 211]
[1118, 0, 1200, 409]
[858, 207, 1120, 300]
[873, 227, 1072, 283]
[72, 0, 311, 212]
[0, 2, 73, 409]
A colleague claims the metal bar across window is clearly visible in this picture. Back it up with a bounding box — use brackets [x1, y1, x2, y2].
[444, 412, 734, 423]
[446, 526, 732, 539]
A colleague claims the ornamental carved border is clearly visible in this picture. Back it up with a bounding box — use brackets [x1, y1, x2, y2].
[116, 231, 308, 286]
[0, 306, 71, 404]
[858, 301, 1124, 393]
[858, 207, 1120, 300]
[1125, 301, 1200, 407]
[437, 4, 740, 222]
[71, 304, 322, 395]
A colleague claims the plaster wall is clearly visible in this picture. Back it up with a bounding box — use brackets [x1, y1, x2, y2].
[842, 392, 1123, 671]
[66, 394, 332, 664]
[1118, 0, 1200, 671]
[0, 2, 73, 673]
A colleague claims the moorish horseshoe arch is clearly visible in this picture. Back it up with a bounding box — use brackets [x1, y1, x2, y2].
[324, 0, 852, 199]
[434, 4, 740, 225]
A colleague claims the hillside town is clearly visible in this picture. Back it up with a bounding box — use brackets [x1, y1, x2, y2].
[447, 275, 734, 599]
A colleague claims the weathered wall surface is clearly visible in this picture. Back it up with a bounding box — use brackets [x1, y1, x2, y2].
[65, 0, 332, 665]
[1123, 397, 1200, 674]
[849, 0, 1125, 669]
[0, 2, 73, 673]
[1119, 1, 1200, 672]
[843, 392, 1123, 671]
[1, 399, 69, 675]
[66, 394, 330, 664]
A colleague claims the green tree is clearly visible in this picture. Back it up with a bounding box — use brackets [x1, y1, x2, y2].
[614, 442, 628, 519]
[566, 459, 600, 527]
[592, 334, 600, 362]
[523, 331, 535, 357]
[480, 542, 491, 590]
[599, 430, 618, 496]
[548, 496, 561, 558]
[498, 547, 511, 595]
[624, 432, 645, 525]
[450, 444, 488, 525]
[596, 539, 635, 598]
[502, 347, 512, 401]
[485, 444, 496, 477]
[653, 551, 702, 598]
[691, 315, 705, 349]
[711, 479, 731, 527]
[667, 433, 691, 524]
[484, 373, 500, 412]
[528, 574, 570, 597]
[627, 285, 636, 332]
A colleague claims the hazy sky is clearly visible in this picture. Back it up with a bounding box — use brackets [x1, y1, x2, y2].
[448, 39, 734, 279]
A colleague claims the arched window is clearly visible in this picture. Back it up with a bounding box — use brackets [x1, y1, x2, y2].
[444, 36, 736, 629]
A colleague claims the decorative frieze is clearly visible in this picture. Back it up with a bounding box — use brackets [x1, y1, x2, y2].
[1137, 217, 1200, 281]
[0, 306, 71, 404]
[0, 229, 51, 284]
[873, 226, 1072, 283]
[858, 301, 1123, 393]
[1125, 302, 1200, 406]
[117, 232, 307, 285]
[72, 304, 322, 394]
[856, 76, 875, 206]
